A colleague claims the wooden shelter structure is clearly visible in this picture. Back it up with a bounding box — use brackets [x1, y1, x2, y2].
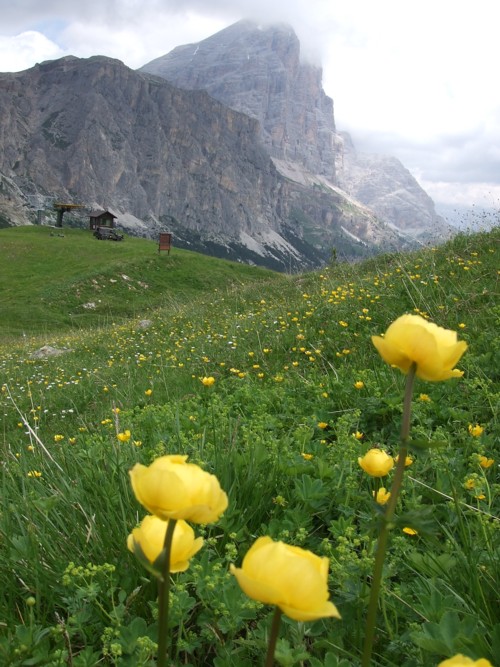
[53, 202, 85, 227]
[89, 209, 117, 230]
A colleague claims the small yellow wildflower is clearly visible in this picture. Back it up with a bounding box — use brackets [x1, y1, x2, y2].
[358, 449, 394, 477]
[458, 323, 466, 329]
[464, 478, 476, 490]
[373, 487, 391, 505]
[117, 430, 131, 442]
[468, 424, 484, 437]
[394, 454, 413, 467]
[112, 407, 121, 414]
[418, 393, 431, 402]
[353, 431, 364, 440]
[201, 376, 215, 387]
[133, 440, 143, 447]
[478, 456, 494, 469]
[475, 494, 486, 500]
[54, 434, 64, 442]
[317, 422, 328, 430]
[354, 381, 364, 390]
[144, 389, 153, 396]
[69, 438, 76, 445]
[438, 653, 494, 667]
[27, 470, 42, 478]
[402, 527, 418, 536]
[301, 453, 314, 461]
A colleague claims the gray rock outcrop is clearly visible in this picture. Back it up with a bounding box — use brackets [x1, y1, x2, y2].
[141, 20, 447, 244]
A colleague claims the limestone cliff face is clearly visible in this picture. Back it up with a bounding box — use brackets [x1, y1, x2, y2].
[336, 133, 449, 242]
[0, 55, 318, 268]
[0, 52, 404, 270]
[141, 20, 448, 244]
[140, 20, 337, 182]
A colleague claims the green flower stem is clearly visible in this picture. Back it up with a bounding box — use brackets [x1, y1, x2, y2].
[264, 607, 283, 667]
[157, 519, 177, 667]
[361, 363, 416, 667]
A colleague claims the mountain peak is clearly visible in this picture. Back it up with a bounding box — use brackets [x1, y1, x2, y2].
[140, 20, 334, 180]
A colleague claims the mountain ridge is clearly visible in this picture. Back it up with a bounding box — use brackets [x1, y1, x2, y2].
[141, 20, 448, 244]
[0, 21, 448, 270]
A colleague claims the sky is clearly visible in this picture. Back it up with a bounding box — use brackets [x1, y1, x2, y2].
[1, 0, 499, 215]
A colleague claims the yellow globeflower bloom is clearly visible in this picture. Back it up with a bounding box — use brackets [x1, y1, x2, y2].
[358, 449, 394, 477]
[117, 430, 131, 442]
[478, 456, 494, 469]
[394, 454, 414, 467]
[130, 455, 228, 524]
[438, 654, 493, 667]
[201, 376, 215, 387]
[372, 314, 467, 381]
[373, 487, 391, 505]
[468, 424, 484, 437]
[127, 515, 203, 575]
[230, 537, 340, 622]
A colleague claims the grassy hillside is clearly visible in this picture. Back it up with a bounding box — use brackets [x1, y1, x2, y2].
[0, 226, 498, 666]
[0, 226, 281, 337]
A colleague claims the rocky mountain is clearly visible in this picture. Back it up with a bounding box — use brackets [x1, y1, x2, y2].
[0, 21, 447, 271]
[141, 21, 337, 182]
[141, 20, 448, 244]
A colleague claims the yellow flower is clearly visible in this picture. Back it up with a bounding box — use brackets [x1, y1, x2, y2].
[230, 536, 340, 622]
[402, 527, 418, 535]
[418, 393, 431, 402]
[371, 314, 467, 381]
[358, 449, 394, 477]
[373, 487, 391, 505]
[130, 455, 228, 524]
[468, 424, 484, 437]
[201, 376, 215, 387]
[353, 431, 364, 440]
[354, 381, 364, 389]
[117, 430, 131, 442]
[301, 453, 314, 461]
[478, 456, 494, 469]
[54, 434, 64, 442]
[394, 454, 414, 467]
[127, 515, 203, 575]
[464, 478, 476, 490]
[317, 422, 328, 430]
[438, 654, 493, 667]
[144, 389, 153, 396]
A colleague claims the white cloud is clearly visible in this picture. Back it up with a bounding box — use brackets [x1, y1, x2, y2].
[0, 31, 64, 72]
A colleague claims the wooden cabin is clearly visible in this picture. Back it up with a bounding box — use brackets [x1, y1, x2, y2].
[89, 209, 117, 230]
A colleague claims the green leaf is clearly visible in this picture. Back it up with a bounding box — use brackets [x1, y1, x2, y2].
[408, 438, 448, 451]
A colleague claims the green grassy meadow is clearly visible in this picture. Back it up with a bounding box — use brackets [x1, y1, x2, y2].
[0, 224, 499, 666]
